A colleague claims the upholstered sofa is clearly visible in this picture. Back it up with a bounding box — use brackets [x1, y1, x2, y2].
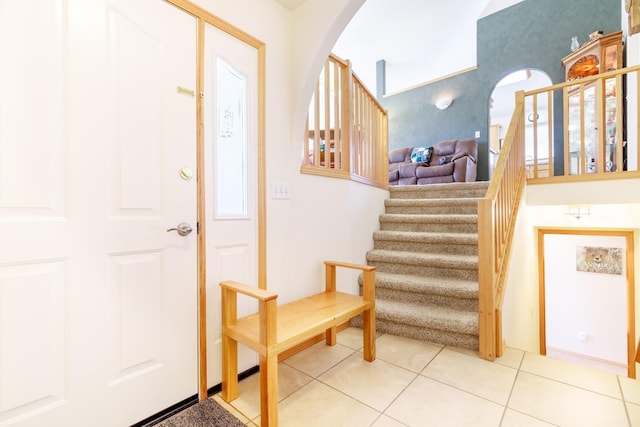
[388, 139, 478, 185]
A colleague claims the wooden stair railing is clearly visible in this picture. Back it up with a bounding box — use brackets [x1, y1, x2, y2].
[478, 65, 640, 361]
[477, 91, 527, 361]
[302, 54, 388, 189]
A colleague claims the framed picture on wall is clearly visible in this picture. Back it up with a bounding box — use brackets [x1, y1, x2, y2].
[576, 246, 623, 275]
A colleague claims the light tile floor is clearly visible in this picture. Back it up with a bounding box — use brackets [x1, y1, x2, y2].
[212, 327, 640, 426]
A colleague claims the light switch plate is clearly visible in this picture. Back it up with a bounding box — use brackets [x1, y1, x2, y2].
[272, 182, 290, 199]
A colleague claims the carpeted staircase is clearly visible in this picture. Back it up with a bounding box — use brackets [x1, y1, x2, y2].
[356, 181, 489, 351]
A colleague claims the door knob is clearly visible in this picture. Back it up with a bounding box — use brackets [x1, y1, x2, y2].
[166, 222, 193, 237]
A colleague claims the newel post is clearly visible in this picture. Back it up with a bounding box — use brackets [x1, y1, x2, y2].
[477, 197, 496, 361]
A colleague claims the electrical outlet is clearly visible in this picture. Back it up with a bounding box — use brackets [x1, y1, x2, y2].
[475, 130, 480, 139]
[271, 182, 290, 199]
[579, 332, 587, 341]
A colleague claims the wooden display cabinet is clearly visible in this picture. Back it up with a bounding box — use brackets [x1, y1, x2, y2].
[562, 31, 624, 174]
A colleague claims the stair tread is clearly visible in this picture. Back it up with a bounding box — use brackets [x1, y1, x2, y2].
[367, 249, 478, 268]
[377, 298, 477, 319]
[370, 319, 478, 349]
[374, 271, 478, 297]
[373, 230, 478, 243]
[375, 299, 477, 334]
[385, 198, 481, 205]
[390, 182, 489, 192]
[389, 184, 489, 200]
[379, 213, 478, 222]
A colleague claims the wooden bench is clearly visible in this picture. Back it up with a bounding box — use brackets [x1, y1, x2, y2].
[219, 260, 376, 427]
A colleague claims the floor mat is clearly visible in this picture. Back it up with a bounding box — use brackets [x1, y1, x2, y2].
[154, 398, 245, 427]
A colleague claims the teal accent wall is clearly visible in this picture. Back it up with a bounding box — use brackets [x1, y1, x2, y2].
[380, 0, 621, 181]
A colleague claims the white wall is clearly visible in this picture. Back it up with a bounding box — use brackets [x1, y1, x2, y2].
[544, 233, 627, 364]
[193, 0, 387, 300]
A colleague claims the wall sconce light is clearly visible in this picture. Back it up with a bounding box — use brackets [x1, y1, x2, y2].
[435, 98, 453, 110]
[566, 205, 591, 219]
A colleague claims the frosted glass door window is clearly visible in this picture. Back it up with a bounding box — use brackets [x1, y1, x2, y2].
[215, 57, 247, 218]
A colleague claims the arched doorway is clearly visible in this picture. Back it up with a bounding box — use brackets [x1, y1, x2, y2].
[489, 69, 552, 177]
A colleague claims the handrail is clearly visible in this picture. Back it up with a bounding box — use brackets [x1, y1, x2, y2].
[302, 54, 388, 189]
[477, 91, 527, 361]
[526, 63, 640, 95]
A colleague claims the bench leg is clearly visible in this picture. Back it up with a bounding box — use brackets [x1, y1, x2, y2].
[325, 326, 337, 346]
[221, 335, 238, 402]
[362, 308, 376, 362]
[259, 352, 278, 427]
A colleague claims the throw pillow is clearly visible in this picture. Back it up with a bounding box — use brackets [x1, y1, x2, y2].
[439, 155, 452, 165]
[410, 146, 433, 164]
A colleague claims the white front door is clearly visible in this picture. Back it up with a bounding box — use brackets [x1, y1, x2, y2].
[203, 23, 260, 387]
[0, 1, 198, 425]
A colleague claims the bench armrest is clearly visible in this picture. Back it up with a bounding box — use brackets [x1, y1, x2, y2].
[220, 280, 278, 353]
[324, 260, 376, 302]
[220, 280, 278, 301]
[324, 260, 376, 272]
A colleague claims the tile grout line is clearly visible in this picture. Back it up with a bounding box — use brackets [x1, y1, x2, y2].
[616, 375, 633, 427]
[281, 334, 394, 424]
[518, 368, 627, 401]
[417, 346, 518, 410]
[497, 353, 522, 426]
[367, 344, 449, 426]
[311, 351, 422, 425]
[312, 333, 446, 426]
[504, 351, 628, 426]
[224, 342, 361, 425]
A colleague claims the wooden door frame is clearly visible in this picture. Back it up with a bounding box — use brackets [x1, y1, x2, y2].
[165, 0, 266, 400]
[537, 227, 636, 378]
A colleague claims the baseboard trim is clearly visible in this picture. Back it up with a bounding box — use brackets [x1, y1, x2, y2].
[130, 366, 260, 427]
[130, 394, 198, 427]
[546, 346, 627, 376]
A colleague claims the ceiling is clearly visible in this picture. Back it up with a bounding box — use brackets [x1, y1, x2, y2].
[275, 0, 524, 94]
[274, 0, 306, 10]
